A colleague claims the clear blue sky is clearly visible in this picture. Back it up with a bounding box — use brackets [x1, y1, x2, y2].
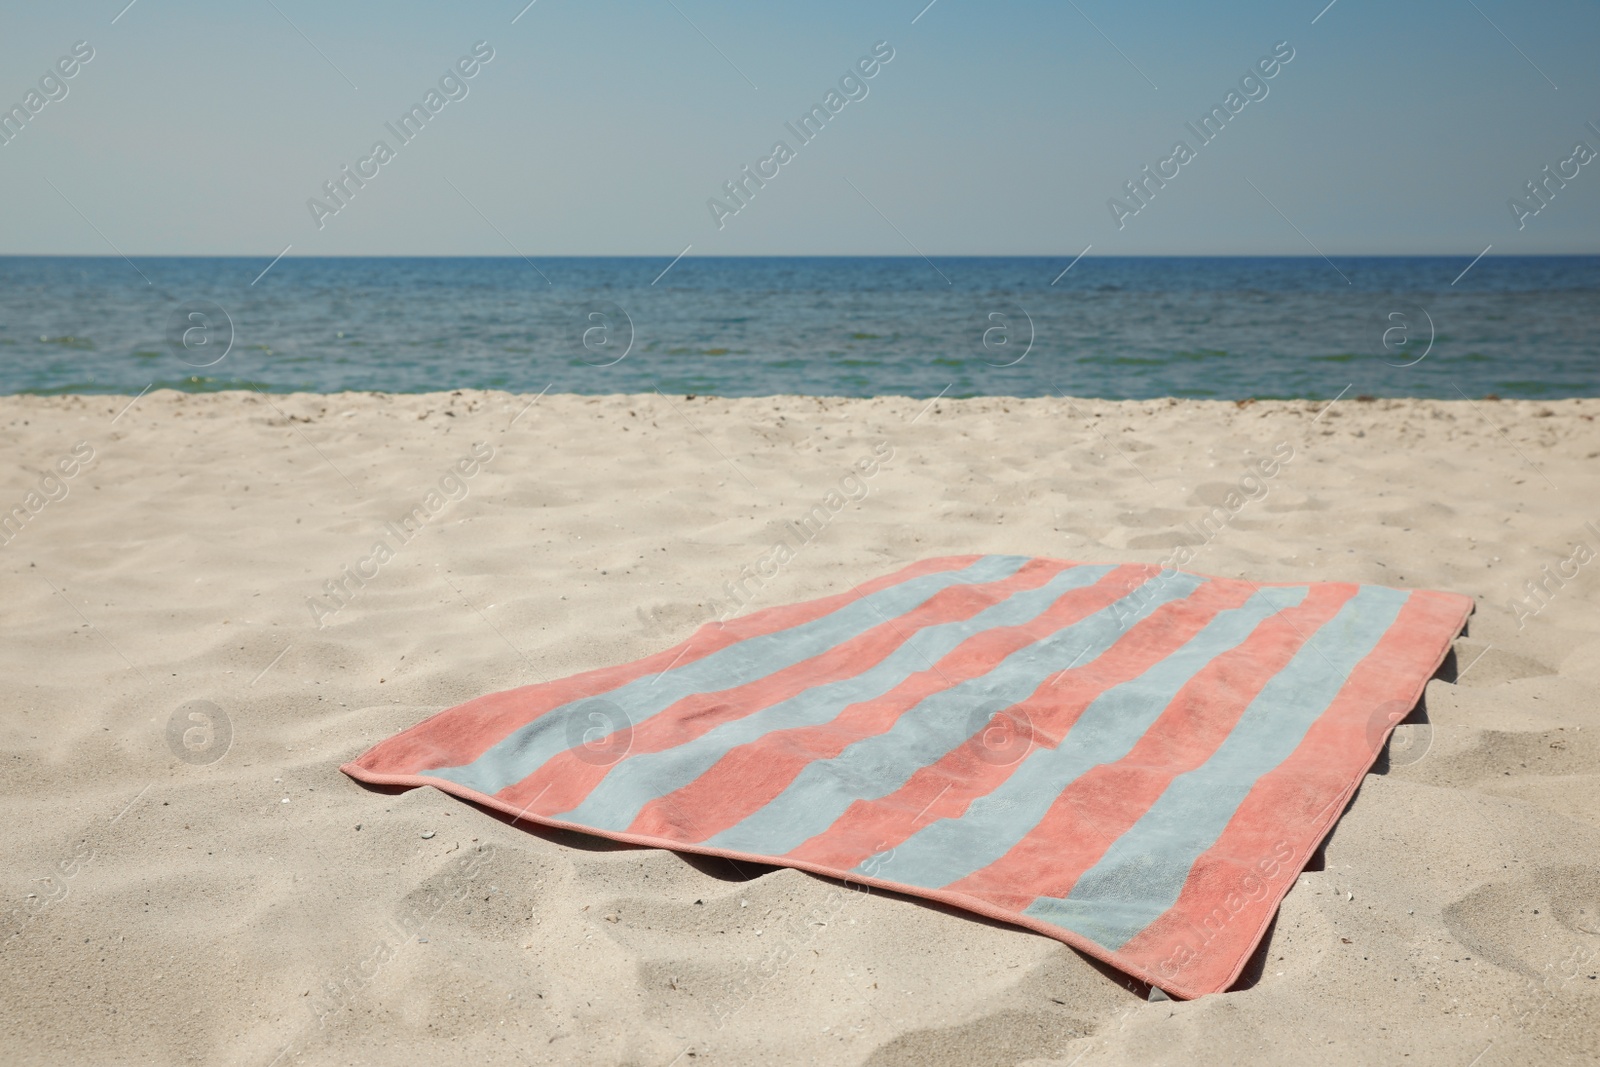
[2, 0, 1597, 256]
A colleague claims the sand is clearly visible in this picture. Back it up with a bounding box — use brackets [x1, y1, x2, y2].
[1, 388, 1596, 1066]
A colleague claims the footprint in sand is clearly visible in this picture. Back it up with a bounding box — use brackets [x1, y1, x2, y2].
[1442, 865, 1600, 982]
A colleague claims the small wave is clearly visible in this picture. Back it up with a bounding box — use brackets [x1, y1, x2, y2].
[36, 335, 95, 350]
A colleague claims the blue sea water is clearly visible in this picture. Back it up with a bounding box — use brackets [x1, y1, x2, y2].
[0, 255, 1595, 399]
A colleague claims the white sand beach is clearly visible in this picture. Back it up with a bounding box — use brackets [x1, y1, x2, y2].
[1, 389, 1596, 1065]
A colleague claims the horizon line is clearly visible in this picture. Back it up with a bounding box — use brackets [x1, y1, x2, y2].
[2, 251, 1595, 260]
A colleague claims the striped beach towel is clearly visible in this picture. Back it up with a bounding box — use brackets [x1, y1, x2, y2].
[343, 555, 1472, 998]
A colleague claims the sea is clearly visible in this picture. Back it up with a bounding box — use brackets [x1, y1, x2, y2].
[1, 256, 1595, 399]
